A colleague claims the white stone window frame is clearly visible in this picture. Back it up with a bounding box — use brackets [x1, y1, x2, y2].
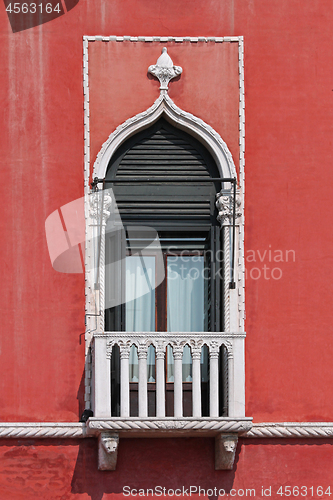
[83, 36, 246, 421]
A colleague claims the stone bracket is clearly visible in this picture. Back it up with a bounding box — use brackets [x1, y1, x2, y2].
[98, 432, 119, 470]
[215, 433, 238, 470]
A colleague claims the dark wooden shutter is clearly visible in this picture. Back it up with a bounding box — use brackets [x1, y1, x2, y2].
[106, 118, 220, 230]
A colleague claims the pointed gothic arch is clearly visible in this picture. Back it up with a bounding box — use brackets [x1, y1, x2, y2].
[93, 93, 237, 183]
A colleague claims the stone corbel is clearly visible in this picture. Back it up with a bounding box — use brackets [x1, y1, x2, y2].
[215, 433, 238, 470]
[98, 432, 119, 470]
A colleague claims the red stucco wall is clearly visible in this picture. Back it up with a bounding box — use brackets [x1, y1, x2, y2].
[0, 438, 333, 499]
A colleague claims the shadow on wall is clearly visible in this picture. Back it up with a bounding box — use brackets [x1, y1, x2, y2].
[71, 438, 240, 500]
[77, 366, 86, 422]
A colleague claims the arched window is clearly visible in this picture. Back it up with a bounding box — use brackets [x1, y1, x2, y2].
[86, 43, 249, 472]
[104, 118, 226, 416]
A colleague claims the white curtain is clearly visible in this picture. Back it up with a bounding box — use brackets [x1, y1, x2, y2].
[167, 256, 204, 382]
[125, 256, 155, 382]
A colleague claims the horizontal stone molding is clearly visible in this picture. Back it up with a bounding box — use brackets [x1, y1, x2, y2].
[83, 36, 243, 43]
[0, 423, 86, 439]
[87, 417, 253, 436]
[246, 423, 333, 439]
[0, 422, 332, 439]
[96, 332, 246, 340]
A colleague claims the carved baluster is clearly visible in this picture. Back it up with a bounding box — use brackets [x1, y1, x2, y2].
[191, 343, 202, 418]
[119, 341, 131, 417]
[156, 343, 166, 417]
[173, 344, 183, 418]
[138, 343, 148, 417]
[209, 342, 220, 417]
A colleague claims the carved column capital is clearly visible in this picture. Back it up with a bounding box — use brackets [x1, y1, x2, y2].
[223, 340, 233, 360]
[119, 340, 132, 359]
[209, 340, 220, 359]
[216, 191, 242, 226]
[148, 47, 182, 93]
[173, 344, 184, 360]
[137, 343, 148, 359]
[89, 190, 112, 225]
[106, 341, 114, 359]
[189, 339, 203, 360]
[156, 343, 166, 359]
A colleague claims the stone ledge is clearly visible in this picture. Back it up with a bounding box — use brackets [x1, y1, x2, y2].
[87, 417, 253, 438]
[0, 423, 86, 439]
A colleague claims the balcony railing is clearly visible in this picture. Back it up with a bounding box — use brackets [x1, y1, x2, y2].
[89, 331, 251, 470]
[91, 331, 246, 421]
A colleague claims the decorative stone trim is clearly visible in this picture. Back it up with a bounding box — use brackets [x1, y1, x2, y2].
[83, 36, 243, 43]
[0, 423, 86, 439]
[238, 37, 245, 332]
[0, 422, 333, 441]
[83, 35, 246, 409]
[87, 417, 252, 436]
[89, 190, 112, 223]
[246, 423, 333, 439]
[92, 92, 236, 182]
[103, 331, 246, 360]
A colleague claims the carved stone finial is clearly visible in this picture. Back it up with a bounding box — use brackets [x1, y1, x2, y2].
[148, 47, 182, 93]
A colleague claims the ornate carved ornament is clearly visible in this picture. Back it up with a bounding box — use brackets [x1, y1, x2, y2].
[216, 191, 242, 226]
[89, 190, 112, 223]
[103, 332, 239, 359]
[148, 47, 182, 92]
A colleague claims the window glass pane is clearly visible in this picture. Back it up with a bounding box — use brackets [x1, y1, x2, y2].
[166, 256, 205, 382]
[129, 345, 138, 382]
[201, 345, 209, 382]
[166, 345, 174, 382]
[126, 256, 155, 382]
[167, 256, 204, 332]
[125, 256, 155, 332]
[147, 344, 156, 383]
[182, 345, 192, 382]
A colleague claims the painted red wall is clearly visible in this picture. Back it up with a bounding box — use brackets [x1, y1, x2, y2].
[0, 437, 332, 499]
[0, 0, 333, 493]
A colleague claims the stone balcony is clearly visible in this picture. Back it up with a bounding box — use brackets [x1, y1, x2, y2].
[89, 331, 251, 470]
